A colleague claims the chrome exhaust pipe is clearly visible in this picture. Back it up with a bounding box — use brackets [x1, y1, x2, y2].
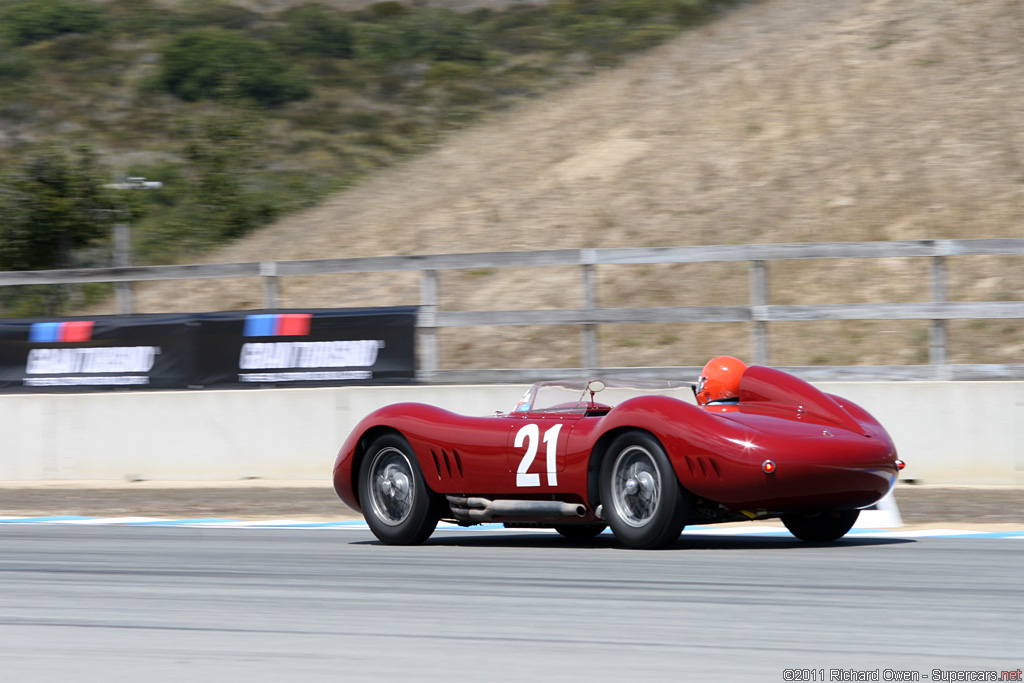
[447, 495, 586, 521]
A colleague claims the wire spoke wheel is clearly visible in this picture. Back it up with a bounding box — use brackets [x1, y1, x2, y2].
[610, 447, 662, 527]
[368, 449, 415, 526]
[600, 431, 689, 549]
[359, 434, 439, 545]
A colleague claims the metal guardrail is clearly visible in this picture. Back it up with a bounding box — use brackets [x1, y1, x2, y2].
[3, 238, 1023, 382]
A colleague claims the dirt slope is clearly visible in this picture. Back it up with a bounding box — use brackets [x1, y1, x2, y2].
[94, 0, 1024, 370]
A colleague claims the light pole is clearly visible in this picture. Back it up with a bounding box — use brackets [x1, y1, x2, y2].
[103, 177, 163, 315]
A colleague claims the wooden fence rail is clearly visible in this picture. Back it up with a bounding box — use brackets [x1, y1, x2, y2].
[2, 239, 1024, 383]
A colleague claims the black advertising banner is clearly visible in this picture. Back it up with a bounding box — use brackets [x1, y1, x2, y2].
[194, 307, 417, 389]
[0, 313, 198, 392]
[0, 307, 417, 392]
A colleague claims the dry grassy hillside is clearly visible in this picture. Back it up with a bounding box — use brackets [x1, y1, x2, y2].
[94, 0, 1024, 371]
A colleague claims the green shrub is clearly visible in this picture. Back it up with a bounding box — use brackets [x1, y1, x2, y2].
[339, 110, 383, 130]
[0, 45, 34, 82]
[357, 23, 407, 63]
[481, 3, 549, 31]
[37, 33, 110, 65]
[0, 0, 106, 46]
[166, 0, 261, 31]
[359, 9, 486, 63]
[105, 0, 172, 38]
[671, 0, 716, 25]
[444, 81, 491, 106]
[614, 23, 679, 52]
[490, 25, 563, 54]
[272, 4, 356, 58]
[565, 15, 629, 61]
[414, 9, 485, 62]
[179, 105, 280, 241]
[548, 0, 607, 29]
[362, 2, 409, 21]
[158, 28, 311, 105]
[426, 61, 482, 83]
[606, 0, 672, 21]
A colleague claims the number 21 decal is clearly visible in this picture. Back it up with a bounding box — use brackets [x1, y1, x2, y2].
[515, 423, 563, 487]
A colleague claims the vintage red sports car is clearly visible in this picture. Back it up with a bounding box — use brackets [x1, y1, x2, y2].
[332, 364, 902, 549]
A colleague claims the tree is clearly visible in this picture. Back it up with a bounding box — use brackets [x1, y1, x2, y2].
[0, 145, 115, 272]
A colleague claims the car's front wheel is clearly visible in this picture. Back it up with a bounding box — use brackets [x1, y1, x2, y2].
[599, 431, 688, 549]
[781, 509, 860, 542]
[359, 434, 439, 545]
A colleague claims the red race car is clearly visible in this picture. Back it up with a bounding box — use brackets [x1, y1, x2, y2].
[332, 357, 902, 549]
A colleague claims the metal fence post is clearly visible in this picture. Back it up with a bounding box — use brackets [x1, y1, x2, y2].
[104, 177, 163, 316]
[260, 262, 279, 309]
[929, 255, 947, 366]
[749, 260, 769, 365]
[113, 223, 133, 315]
[419, 269, 439, 382]
[580, 255, 599, 370]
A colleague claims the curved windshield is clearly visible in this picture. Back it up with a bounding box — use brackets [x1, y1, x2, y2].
[512, 378, 692, 414]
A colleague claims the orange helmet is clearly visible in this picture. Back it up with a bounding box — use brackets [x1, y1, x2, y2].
[695, 356, 748, 406]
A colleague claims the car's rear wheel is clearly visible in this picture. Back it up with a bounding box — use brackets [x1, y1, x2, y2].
[359, 434, 438, 545]
[781, 509, 860, 542]
[599, 431, 688, 549]
[553, 524, 607, 540]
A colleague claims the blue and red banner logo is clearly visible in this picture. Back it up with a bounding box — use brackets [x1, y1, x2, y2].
[243, 313, 312, 337]
[29, 321, 94, 343]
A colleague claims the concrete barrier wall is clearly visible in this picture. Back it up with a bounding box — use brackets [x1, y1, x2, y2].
[815, 382, 1024, 485]
[1, 382, 1021, 484]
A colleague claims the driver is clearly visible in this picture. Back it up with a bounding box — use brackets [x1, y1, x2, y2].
[694, 355, 748, 406]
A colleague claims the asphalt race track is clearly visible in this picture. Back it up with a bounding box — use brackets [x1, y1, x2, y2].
[1, 525, 1020, 682]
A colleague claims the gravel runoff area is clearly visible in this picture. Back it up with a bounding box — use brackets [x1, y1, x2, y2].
[1, 482, 1022, 528]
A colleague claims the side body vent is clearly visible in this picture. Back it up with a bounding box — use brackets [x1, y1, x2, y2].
[683, 455, 722, 479]
[430, 448, 465, 482]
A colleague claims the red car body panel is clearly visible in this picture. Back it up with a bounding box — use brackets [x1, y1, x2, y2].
[333, 366, 899, 523]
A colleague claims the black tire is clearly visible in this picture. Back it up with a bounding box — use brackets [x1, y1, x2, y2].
[553, 524, 607, 540]
[781, 509, 860, 542]
[599, 431, 688, 549]
[358, 433, 439, 545]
